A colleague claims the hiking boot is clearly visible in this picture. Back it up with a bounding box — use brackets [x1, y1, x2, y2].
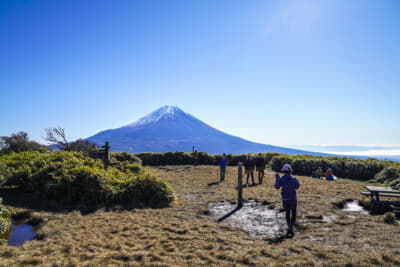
[288, 225, 294, 235]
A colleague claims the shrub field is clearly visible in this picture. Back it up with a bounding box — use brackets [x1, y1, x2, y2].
[269, 155, 386, 181]
[0, 151, 175, 207]
[135, 151, 400, 184]
[136, 152, 279, 167]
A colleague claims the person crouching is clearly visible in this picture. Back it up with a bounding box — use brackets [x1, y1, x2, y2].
[275, 164, 300, 236]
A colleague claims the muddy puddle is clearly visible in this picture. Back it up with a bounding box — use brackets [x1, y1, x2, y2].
[209, 200, 287, 238]
[8, 220, 37, 246]
[343, 201, 369, 215]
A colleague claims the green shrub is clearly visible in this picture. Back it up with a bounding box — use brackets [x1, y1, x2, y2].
[111, 152, 142, 165]
[0, 151, 174, 207]
[383, 212, 397, 225]
[270, 155, 385, 180]
[133, 151, 395, 182]
[0, 201, 14, 242]
[136, 153, 168, 166]
[0, 131, 47, 154]
[375, 166, 400, 186]
[120, 173, 175, 207]
[135, 151, 279, 167]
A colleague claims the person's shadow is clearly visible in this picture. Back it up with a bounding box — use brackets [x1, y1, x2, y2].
[207, 181, 220, 186]
[268, 232, 294, 244]
[218, 206, 241, 222]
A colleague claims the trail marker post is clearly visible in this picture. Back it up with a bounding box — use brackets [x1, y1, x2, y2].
[238, 162, 243, 208]
[101, 141, 111, 165]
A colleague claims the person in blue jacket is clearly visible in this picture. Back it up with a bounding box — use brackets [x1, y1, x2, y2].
[220, 153, 227, 181]
[275, 164, 300, 236]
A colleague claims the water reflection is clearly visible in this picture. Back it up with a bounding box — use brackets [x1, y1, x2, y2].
[8, 221, 36, 246]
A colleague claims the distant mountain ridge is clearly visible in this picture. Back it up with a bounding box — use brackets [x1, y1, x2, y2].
[87, 105, 331, 155]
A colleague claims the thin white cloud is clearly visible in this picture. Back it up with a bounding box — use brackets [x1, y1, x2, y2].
[326, 149, 400, 156]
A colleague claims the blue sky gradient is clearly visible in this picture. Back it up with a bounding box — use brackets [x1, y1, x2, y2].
[1, 0, 399, 151]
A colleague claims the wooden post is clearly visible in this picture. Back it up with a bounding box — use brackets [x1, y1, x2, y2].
[238, 162, 243, 208]
[102, 141, 111, 165]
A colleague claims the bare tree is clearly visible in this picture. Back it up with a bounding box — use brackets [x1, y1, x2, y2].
[45, 127, 70, 151]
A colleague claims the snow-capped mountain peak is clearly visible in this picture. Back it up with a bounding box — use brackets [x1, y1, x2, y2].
[127, 105, 185, 127]
[88, 105, 327, 155]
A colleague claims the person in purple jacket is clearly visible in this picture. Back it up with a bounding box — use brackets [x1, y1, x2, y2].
[275, 164, 300, 236]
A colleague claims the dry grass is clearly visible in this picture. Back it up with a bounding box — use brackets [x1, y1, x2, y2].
[1, 165, 400, 266]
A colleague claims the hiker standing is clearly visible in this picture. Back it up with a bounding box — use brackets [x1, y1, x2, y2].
[256, 153, 266, 184]
[193, 150, 198, 167]
[275, 164, 300, 236]
[220, 153, 227, 181]
[244, 154, 255, 185]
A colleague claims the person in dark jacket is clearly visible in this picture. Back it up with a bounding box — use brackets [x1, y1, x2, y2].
[256, 153, 266, 184]
[244, 154, 255, 185]
[193, 150, 198, 166]
[220, 153, 227, 181]
[275, 164, 300, 236]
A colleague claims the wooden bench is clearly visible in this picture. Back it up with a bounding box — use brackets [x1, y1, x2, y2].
[361, 191, 400, 198]
[363, 186, 400, 205]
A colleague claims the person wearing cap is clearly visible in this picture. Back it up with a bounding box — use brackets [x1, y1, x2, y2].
[220, 153, 227, 181]
[275, 164, 300, 236]
[244, 154, 255, 185]
[256, 153, 266, 184]
[325, 168, 334, 181]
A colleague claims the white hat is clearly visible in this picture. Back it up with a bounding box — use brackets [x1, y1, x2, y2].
[281, 164, 292, 172]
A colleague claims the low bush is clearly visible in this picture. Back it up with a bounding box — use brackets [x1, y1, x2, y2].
[135, 151, 398, 182]
[0, 151, 174, 207]
[111, 152, 142, 165]
[383, 212, 397, 225]
[270, 155, 385, 180]
[375, 166, 400, 187]
[136, 151, 279, 167]
[136, 152, 193, 165]
[0, 201, 14, 242]
[120, 173, 175, 207]
[0, 132, 47, 154]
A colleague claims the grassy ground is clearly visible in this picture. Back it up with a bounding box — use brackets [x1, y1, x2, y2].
[1, 166, 400, 266]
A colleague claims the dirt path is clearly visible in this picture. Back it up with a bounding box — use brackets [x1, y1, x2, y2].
[1, 166, 399, 266]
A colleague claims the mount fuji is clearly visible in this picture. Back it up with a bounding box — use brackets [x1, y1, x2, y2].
[87, 106, 326, 155]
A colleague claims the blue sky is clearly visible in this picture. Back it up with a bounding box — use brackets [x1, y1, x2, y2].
[1, 0, 399, 153]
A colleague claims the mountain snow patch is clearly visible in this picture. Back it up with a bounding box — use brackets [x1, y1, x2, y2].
[127, 105, 183, 127]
